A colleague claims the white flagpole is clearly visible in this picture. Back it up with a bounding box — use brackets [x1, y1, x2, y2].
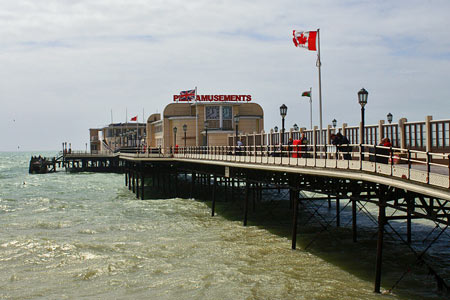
[195, 86, 198, 146]
[309, 87, 313, 130]
[317, 28, 323, 146]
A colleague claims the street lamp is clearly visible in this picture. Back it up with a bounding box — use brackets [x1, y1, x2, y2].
[183, 124, 187, 148]
[234, 114, 240, 145]
[387, 112, 393, 124]
[332, 119, 337, 129]
[280, 104, 287, 145]
[173, 126, 177, 148]
[274, 126, 278, 132]
[293, 124, 299, 131]
[358, 88, 368, 159]
[204, 120, 209, 146]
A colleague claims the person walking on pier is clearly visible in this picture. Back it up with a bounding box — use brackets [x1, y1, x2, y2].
[236, 139, 243, 156]
[332, 132, 351, 160]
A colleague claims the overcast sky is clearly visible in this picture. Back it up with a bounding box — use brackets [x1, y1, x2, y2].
[1, 0, 449, 151]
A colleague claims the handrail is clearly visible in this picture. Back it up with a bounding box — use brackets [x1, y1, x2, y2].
[151, 143, 450, 190]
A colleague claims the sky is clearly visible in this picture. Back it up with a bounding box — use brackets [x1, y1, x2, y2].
[1, 0, 450, 151]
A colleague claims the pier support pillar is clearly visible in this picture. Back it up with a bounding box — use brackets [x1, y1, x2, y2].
[374, 191, 387, 293]
[336, 196, 340, 227]
[136, 172, 140, 199]
[406, 193, 413, 244]
[212, 176, 217, 217]
[174, 172, 178, 198]
[191, 172, 196, 199]
[224, 178, 228, 202]
[125, 170, 128, 186]
[141, 173, 145, 200]
[244, 180, 249, 226]
[352, 197, 357, 242]
[292, 188, 299, 250]
[128, 170, 131, 190]
[132, 171, 135, 193]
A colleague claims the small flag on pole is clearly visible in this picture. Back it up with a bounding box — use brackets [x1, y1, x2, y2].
[293, 30, 317, 51]
[130, 116, 137, 121]
[301, 91, 311, 97]
[180, 89, 196, 101]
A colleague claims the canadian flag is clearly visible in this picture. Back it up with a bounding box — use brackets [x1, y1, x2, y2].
[293, 30, 317, 51]
[130, 116, 137, 121]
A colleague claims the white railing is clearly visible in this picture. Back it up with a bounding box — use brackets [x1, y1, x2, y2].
[167, 144, 450, 190]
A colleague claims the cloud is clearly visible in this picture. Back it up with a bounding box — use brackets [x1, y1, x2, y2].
[1, 0, 450, 150]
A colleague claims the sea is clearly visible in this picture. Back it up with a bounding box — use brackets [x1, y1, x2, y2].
[1, 151, 449, 299]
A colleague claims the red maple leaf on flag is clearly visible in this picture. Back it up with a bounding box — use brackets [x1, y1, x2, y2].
[297, 33, 307, 45]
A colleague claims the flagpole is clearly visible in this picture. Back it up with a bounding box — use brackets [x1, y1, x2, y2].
[309, 87, 313, 130]
[195, 86, 198, 146]
[317, 28, 323, 146]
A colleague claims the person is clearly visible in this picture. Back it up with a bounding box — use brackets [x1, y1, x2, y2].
[288, 137, 293, 154]
[381, 138, 392, 148]
[236, 139, 243, 155]
[376, 138, 392, 163]
[300, 133, 308, 157]
[334, 132, 351, 160]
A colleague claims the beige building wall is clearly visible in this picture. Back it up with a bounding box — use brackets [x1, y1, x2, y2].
[145, 102, 264, 150]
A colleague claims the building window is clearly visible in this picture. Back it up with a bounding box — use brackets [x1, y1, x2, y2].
[205, 105, 232, 129]
[206, 106, 220, 128]
[222, 106, 232, 130]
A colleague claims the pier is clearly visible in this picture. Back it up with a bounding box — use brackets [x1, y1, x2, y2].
[60, 141, 450, 295]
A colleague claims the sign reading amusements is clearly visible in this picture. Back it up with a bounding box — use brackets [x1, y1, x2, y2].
[173, 94, 252, 102]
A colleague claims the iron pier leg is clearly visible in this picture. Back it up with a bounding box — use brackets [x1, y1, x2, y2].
[328, 194, 331, 209]
[374, 195, 387, 293]
[407, 194, 412, 244]
[252, 183, 256, 212]
[231, 178, 235, 202]
[212, 176, 217, 217]
[352, 197, 357, 242]
[191, 172, 196, 199]
[128, 170, 131, 190]
[224, 178, 228, 202]
[336, 196, 340, 227]
[132, 171, 135, 193]
[174, 172, 178, 198]
[125, 170, 128, 186]
[292, 189, 299, 249]
[141, 172, 145, 200]
[244, 180, 249, 226]
[136, 172, 140, 199]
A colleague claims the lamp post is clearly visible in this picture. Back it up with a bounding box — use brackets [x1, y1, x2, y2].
[234, 115, 240, 145]
[358, 88, 368, 159]
[293, 124, 299, 131]
[332, 119, 337, 129]
[280, 104, 287, 145]
[183, 124, 187, 148]
[204, 121, 209, 146]
[387, 112, 393, 124]
[173, 126, 177, 148]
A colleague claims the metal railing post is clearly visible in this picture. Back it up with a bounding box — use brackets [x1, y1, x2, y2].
[359, 144, 362, 171]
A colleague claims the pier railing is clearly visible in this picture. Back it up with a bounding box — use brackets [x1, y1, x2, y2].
[164, 144, 450, 190]
[228, 116, 450, 153]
